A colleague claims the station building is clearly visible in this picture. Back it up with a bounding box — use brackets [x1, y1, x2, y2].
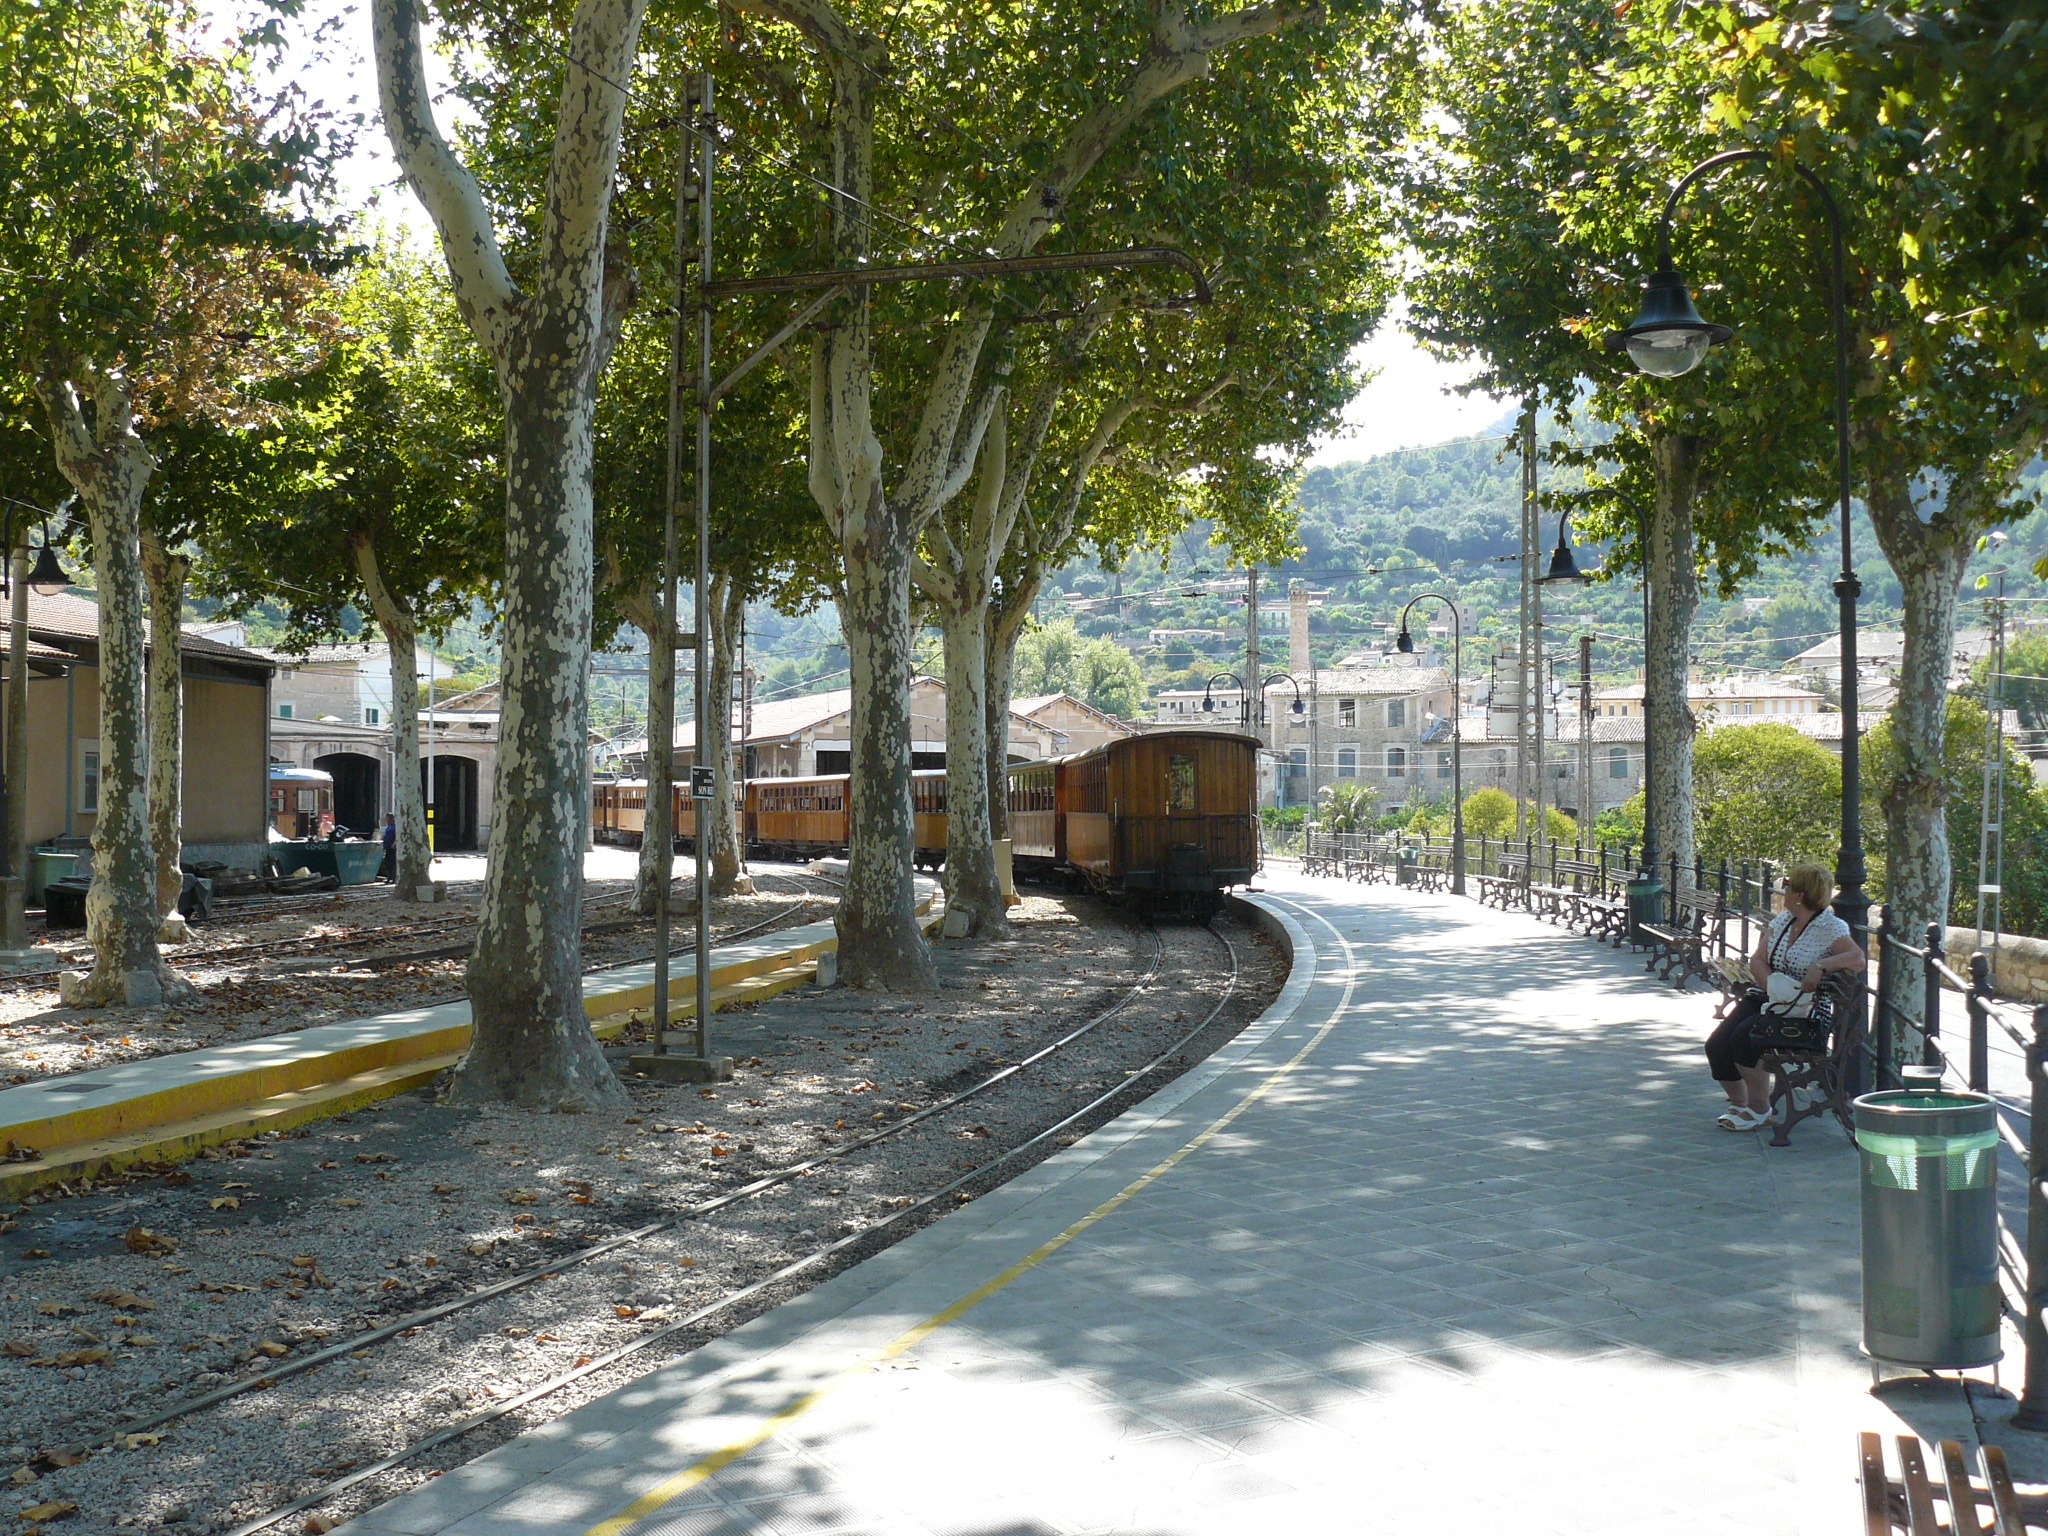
[9, 592, 274, 871]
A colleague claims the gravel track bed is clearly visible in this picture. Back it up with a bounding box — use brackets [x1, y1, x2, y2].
[0, 896, 1283, 1535]
[0, 865, 831, 1085]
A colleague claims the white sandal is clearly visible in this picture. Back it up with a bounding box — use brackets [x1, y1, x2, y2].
[1717, 1106, 1767, 1132]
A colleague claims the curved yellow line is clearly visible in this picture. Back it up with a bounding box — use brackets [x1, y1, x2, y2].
[582, 892, 1356, 1536]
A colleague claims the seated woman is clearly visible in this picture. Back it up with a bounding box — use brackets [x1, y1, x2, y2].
[1704, 863, 1867, 1132]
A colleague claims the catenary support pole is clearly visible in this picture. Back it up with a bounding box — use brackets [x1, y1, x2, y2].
[2016, 1003, 2048, 1430]
[650, 106, 689, 1061]
[693, 71, 715, 1060]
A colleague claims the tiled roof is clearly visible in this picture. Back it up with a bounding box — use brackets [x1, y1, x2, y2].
[29, 591, 271, 669]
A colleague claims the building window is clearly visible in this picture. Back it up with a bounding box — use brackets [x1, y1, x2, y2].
[277, 702, 295, 719]
[1438, 750, 1453, 780]
[1337, 699, 1355, 728]
[1167, 753, 1196, 812]
[1386, 699, 1405, 729]
[1387, 747, 1406, 778]
[1288, 748, 1307, 780]
[1608, 746, 1629, 779]
[1336, 747, 1356, 778]
[364, 707, 381, 725]
[79, 742, 100, 814]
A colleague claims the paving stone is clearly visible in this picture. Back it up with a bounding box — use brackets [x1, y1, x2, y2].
[339, 876, 1957, 1536]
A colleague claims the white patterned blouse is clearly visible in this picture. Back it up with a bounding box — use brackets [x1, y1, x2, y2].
[1763, 907, 1851, 979]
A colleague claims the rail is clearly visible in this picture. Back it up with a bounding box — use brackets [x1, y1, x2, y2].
[1301, 822, 2048, 1434]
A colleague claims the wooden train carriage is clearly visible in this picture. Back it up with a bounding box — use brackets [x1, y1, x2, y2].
[1065, 731, 1259, 910]
[748, 774, 850, 858]
[269, 764, 335, 840]
[594, 779, 650, 845]
[1006, 759, 1060, 866]
[910, 769, 948, 870]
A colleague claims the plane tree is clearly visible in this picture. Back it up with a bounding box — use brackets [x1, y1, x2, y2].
[199, 249, 502, 899]
[1404, 0, 1840, 880]
[1684, 0, 2048, 994]
[0, 0, 340, 1005]
[913, 30, 1414, 931]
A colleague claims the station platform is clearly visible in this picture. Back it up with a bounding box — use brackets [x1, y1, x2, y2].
[336, 871, 1982, 1536]
[0, 877, 937, 1199]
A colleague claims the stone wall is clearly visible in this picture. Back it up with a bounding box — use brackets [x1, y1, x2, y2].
[1943, 927, 2048, 1007]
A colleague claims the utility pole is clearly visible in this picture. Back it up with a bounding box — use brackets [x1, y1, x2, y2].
[1514, 410, 1538, 836]
[636, 73, 729, 1084]
[1579, 633, 1594, 831]
[1976, 570, 2008, 981]
[1245, 566, 1261, 740]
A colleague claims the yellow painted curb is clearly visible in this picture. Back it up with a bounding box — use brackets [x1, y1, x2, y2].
[0, 894, 944, 1200]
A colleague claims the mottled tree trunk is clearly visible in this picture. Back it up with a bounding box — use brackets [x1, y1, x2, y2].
[984, 588, 1034, 845]
[139, 529, 187, 921]
[1865, 465, 1982, 1037]
[351, 534, 431, 897]
[30, 365, 190, 1005]
[707, 577, 744, 894]
[938, 601, 1003, 930]
[456, 347, 625, 1109]
[835, 526, 937, 988]
[1646, 432, 1701, 886]
[376, 0, 644, 1107]
[618, 584, 674, 917]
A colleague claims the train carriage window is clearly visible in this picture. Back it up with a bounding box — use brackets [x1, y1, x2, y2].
[1167, 754, 1196, 813]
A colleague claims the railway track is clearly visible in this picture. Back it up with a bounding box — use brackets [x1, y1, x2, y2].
[55, 916, 1249, 1535]
[2, 865, 834, 991]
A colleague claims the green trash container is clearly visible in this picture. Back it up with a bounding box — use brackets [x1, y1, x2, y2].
[1395, 846, 1418, 886]
[1854, 1072, 2003, 1370]
[29, 849, 80, 906]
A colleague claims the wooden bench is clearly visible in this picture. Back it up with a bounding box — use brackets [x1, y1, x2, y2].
[1860, 1431, 2035, 1535]
[1476, 854, 1530, 911]
[1544, 856, 1630, 945]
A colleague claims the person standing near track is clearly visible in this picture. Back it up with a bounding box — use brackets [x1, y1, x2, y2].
[379, 813, 397, 883]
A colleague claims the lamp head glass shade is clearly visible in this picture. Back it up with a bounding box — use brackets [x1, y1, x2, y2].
[1604, 266, 1733, 379]
[26, 543, 69, 597]
[1290, 696, 1305, 715]
[1538, 539, 1589, 585]
[1201, 695, 1215, 712]
[1395, 627, 1415, 654]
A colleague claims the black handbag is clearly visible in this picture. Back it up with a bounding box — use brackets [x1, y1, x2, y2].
[1749, 981, 1837, 1053]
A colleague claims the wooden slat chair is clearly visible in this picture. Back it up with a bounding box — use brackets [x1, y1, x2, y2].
[1860, 1431, 2036, 1535]
[1476, 852, 1530, 911]
[1547, 855, 1629, 945]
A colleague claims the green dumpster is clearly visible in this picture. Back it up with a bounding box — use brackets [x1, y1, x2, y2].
[29, 849, 81, 906]
[276, 840, 384, 886]
[1854, 1073, 2002, 1370]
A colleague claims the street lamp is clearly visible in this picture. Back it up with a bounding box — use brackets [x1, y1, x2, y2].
[1200, 671, 1248, 730]
[1537, 510, 1592, 587]
[1394, 593, 1466, 896]
[0, 499, 70, 958]
[1564, 491, 1665, 940]
[1261, 671, 1307, 723]
[1605, 148, 1867, 939]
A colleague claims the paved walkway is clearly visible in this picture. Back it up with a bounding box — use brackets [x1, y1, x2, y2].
[340, 873, 2021, 1536]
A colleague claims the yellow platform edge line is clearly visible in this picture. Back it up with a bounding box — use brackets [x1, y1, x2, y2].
[0, 898, 943, 1199]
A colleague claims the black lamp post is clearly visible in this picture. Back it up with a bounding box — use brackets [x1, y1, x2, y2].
[0, 501, 69, 949]
[1395, 594, 1465, 896]
[1606, 149, 1867, 940]
[1200, 671, 1248, 730]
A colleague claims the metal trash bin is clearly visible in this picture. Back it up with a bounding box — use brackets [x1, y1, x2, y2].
[1626, 874, 1664, 945]
[1395, 846, 1418, 886]
[1854, 1071, 2002, 1369]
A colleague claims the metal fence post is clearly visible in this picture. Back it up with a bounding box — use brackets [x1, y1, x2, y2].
[2014, 1004, 2048, 1430]
[1921, 921, 1946, 1070]
[1871, 906, 1894, 1092]
[1968, 951, 1991, 1094]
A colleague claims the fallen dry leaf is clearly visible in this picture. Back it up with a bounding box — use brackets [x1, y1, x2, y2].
[612, 1306, 639, 1319]
[334, 1198, 362, 1209]
[22, 1500, 77, 1521]
[90, 1291, 154, 1311]
[253, 1341, 288, 1358]
[52, 1349, 109, 1368]
[116, 1434, 159, 1450]
[7, 1467, 33, 1485]
[40, 1454, 84, 1470]
[21, 1250, 48, 1260]
[2, 1342, 32, 1358]
[207, 1198, 239, 1211]
[121, 1227, 176, 1256]
[304, 1516, 336, 1534]
[505, 1189, 538, 1205]
[288, 1255, 317, 1269]
[465, 1242, 492, 1257]
[32, 1304, 72, 1318]
[121, 1334, 158, 1348]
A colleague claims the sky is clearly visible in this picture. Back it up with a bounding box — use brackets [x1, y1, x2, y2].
[281, 6, 1503, 471]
